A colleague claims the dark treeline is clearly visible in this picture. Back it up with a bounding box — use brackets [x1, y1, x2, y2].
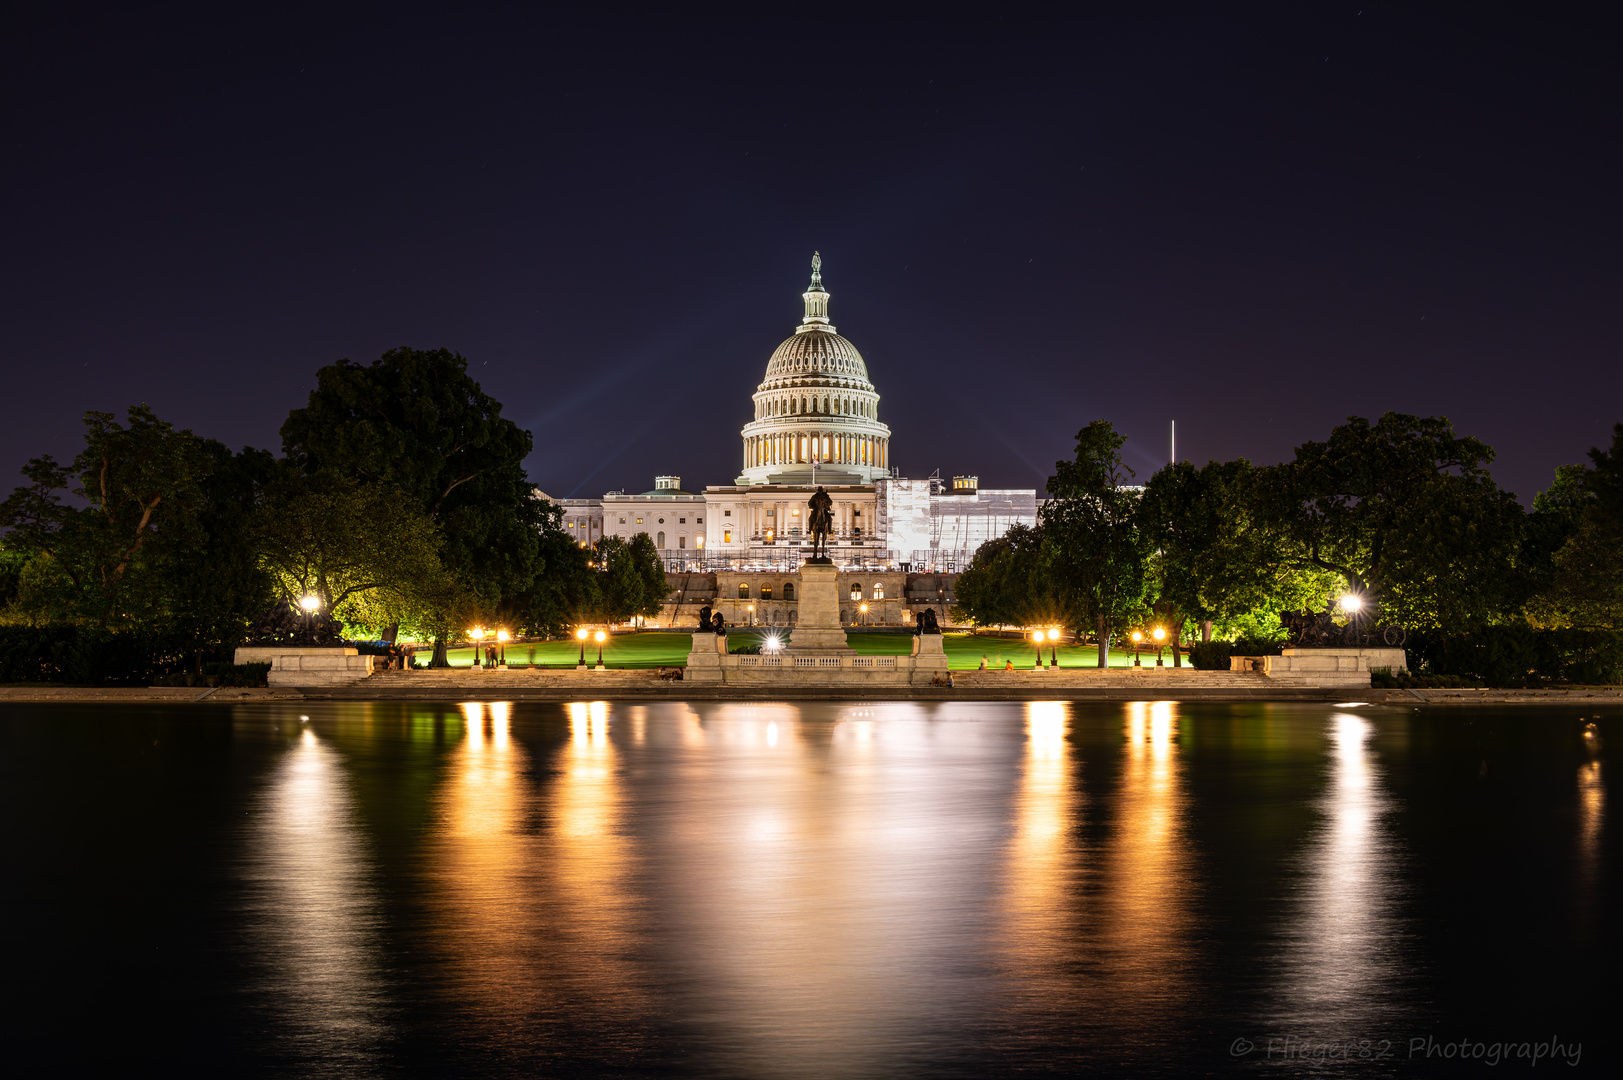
[955, 413, 1623, 685]
[0, 348, 666, 680]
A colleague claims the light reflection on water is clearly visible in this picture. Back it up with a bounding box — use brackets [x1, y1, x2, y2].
[39, 698, 1592, 1075]
[1269, 712, 1406, 1032]
[241, 726, 386, 1070]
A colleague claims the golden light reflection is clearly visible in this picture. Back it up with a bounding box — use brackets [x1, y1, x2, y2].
[1577, 755, 1603, 917]
[1100, 701, 1191, 1007]
[999, 702, 1081, 982]
[424, 700, 649, 1049]
[656, 702, 999, 1078]
[244, 724, 384, 1054]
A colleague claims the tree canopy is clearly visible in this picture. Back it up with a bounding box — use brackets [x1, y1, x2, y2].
[1039, 420, 1149, 665]
[1262, 412, 1525, 632]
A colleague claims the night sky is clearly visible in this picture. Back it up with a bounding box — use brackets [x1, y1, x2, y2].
[3, 3, 1618, 503]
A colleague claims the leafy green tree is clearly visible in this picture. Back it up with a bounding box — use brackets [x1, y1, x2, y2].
[252, 470, 460, 633]
[0, 405, 211, 627]
[279, 347, 547, 656]
[589, 532, 668, 626]
[509, 509, 599, 636]
[1138, 459, 1282, 655]
[1540, 423, 1623, 630]
[150, 443, 278, 663]
[1261, 412, 1525, 633]
[1039, 420, 1149, 666]
[953, 523, 1046, 628]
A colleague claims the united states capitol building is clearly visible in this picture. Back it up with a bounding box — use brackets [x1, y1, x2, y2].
[547, 255, 1038, 627]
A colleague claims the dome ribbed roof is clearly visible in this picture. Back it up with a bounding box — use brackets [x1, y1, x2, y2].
[764, 329, 870, 381]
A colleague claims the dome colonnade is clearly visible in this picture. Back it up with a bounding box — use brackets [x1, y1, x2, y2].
[736, 253, 891, 485]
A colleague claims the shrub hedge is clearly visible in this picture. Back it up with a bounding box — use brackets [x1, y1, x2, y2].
[1189, 637, 1284, 670]
[0, 625, 183, 685]
[1404, 626, 1623, 687]
[154, 662, 270, 688]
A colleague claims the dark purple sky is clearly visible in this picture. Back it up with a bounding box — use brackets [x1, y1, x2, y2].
[3, 3, 1618, 502]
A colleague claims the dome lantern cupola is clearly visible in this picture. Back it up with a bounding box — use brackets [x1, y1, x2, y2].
[798, 250, 832, 331]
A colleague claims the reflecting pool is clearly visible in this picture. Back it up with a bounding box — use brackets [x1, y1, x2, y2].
[2, 700, 1614, 1075]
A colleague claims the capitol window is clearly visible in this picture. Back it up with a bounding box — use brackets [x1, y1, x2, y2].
[784, 583, 795, 602]
[678, 517, 685, 524]
[679, 536, 686, 548]
[873, 584, 884, 599]
[761, 585, 772, 601]
[724, 510, 731, 516]
[657, 531, 665, 547]
[724, 529, 732, 543]
[851, 585, 862, 600]
[739, 584, 749, 598]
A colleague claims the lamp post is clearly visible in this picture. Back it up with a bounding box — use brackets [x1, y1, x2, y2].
[860, 602, 868, 627]
[1050, 628, 1060, 668]
[469, 626, 486, 669]
[496, 629, 510, 669]
[1131, 630, 1142, 667]
[294, 594, 320, 646]
[748, 604, 755, 627]
[576, 627, 589, 671]
[595, 630, 607, 671]
[1153, 626, 1166, 666]
[1033, 628, 1045, 669]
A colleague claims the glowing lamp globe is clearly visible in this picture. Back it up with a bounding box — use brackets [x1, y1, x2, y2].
[299, 595, 320, 612]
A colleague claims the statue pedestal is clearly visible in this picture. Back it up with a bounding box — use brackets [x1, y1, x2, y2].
[684, 631, 725, 682]
[788, 561, 851, 652]
[234, 646, 374, 687]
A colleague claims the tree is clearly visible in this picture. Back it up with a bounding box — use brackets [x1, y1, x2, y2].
[251, 470, 462, 634]
[0, 405, 210, 627]
[510, 518, 599, 637]
[279, 347, 547, 651]
[1539, 423, 1623, 630]
[1138, 459, 1282, 656]
[1039, 420, 1149, 666]
[589, 533, 668, 626]
[953, 523, 1046, 629]
[1261, 412, 1525, 633]
[148, 442, 278, 664]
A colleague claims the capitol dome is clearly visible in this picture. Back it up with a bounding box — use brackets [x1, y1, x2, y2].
[735, 253, 892, 486]
[763, 328, 869, 381]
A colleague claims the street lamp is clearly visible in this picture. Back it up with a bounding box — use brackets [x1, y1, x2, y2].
[496, 628, 510, 669]
[1033, 628, 1045, 669]
[747, 603, 755, 627]
[576, 627, 589, 670]
[1131, 629, 1143, 667]
[594, 629, 607, 671]
[1153, 626, 1166, 666]
[469, 626, 486, 668]
[1050, 628, 1060, 668]
[860, 601, 868, 627]
[299, 595, 320, 612]
[1341, 593, 1364, 613]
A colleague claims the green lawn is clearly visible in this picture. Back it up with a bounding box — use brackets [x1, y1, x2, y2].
[432, 631, 1176, 670]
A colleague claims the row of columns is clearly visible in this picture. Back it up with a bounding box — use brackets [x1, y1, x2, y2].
[745, 431, 887, 470]
[749, 497, 866, 539]
[757, 393, 873, 420]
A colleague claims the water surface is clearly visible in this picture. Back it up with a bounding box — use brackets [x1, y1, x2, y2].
[3, 700, 1614, 1075]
